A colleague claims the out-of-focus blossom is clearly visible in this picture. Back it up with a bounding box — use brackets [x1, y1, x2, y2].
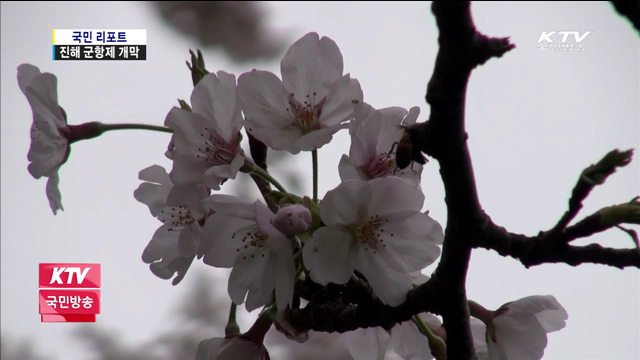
[152, 1, 284, 62]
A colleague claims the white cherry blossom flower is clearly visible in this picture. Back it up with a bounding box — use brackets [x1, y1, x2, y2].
[200, 196, 295, 312]
[165, 71, 244, 191]
[302, 177, 443, 306]
[134, 165, 209, 285]
[343, 327, 390, 360]
[237, 32, 363, 154]
[339, 103, 422, 187]
[486, 295, 569, 360]
[18, 63, 70, 215]
[389, 313, 444, 360]
[343, 312, 442, 360]
[470, 317, 490, 360]
[195, 336, 269, 360]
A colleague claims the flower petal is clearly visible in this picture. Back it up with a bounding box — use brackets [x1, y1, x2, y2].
[17, 63, 42, 94]
[237, 70, 292, 128]
[338, 154, 368, 182]
[274, 253, 295, 311]
[139, 164, 172, 184]
[469, 318, 489, 360]
[246, 122, 303, 154]
[317, 75, 363, 127]
[319, 179, 371, 226]
[190, 71, 242, 141]
[294, 122, 348, 152]
[195, 337, 227, 360]
[45, 170, 63, 215]
[303, 225, 356, 285]
[491, 317, 547, 360]
[281, 32, 343, 99]
[228, 250, 274, 311]
[390, 320, 433, 360]
[22, 72, 67, 129]
[503, 295, 568, 333]
[201, 215, 256, 267]
[142, 224, 179, 264]
[343, 327, 390, 360]
[377, 212, 443, 272]
[134, 166, 172, 218]
[354, 247, 413, 306]
[368, 177, 424, 216]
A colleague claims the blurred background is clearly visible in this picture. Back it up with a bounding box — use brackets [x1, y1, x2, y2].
[1, 2, 638, 359]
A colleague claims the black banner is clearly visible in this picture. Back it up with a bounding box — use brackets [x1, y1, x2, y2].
[53, 45, 147, 60]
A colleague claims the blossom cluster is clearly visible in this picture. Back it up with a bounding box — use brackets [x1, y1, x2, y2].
[19, 31, 568, 360]
[132, 32, 445, 313]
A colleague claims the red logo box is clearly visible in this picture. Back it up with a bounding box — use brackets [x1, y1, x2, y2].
[39, 263, 101, 322]
[39, 263, 101, 288]
[39, 289, 101, 315]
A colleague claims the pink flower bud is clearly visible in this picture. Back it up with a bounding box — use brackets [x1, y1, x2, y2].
[271, 204, 311, 237]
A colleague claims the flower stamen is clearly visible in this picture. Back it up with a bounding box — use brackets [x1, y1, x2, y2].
[196, 127, 237, 165]
[286, 92, 326, 133]
[353, 214, 390, 253]
[159, 206, 195, 231]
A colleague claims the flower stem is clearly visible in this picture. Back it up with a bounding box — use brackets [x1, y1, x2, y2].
[312, 150, 318, 203]
[100, 123, 173, 134]
[412, 315, 447, 360]
[294, 250, 305, 280]
[250, 163, 287, 193]
[244, 305, 277, 344]
[225, 303, 240, 336]
[468, 299, 494, 324]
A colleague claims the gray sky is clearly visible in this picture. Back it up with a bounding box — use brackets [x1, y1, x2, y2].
[1, 2, 638, 359]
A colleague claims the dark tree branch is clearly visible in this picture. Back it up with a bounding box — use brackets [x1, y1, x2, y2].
[402, 3, 515, 359]
[248, 132, 268, 171]
[611, 1, 640, 35]
[477, 217, 640, 269]
[289, 276, 444, 333]
[546, 149, 633, 238]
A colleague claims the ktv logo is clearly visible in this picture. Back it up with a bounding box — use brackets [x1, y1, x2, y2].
[536, 30, 592, 51]
[39, 263, 101, 322]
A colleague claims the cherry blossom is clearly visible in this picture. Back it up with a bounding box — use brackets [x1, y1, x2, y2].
[302, 177, 443, 306]
[339, 103, 422, 186]
[165, 71, 244, 191]
[237, 32, 363, 154]
[486, 295, 568, 360]
[344, 274, 441, 360]
[18, 63, 70, 215]
[134, 165, 209, 285]
[343, 327, 390, 360]
[200, 196, 296, 312]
